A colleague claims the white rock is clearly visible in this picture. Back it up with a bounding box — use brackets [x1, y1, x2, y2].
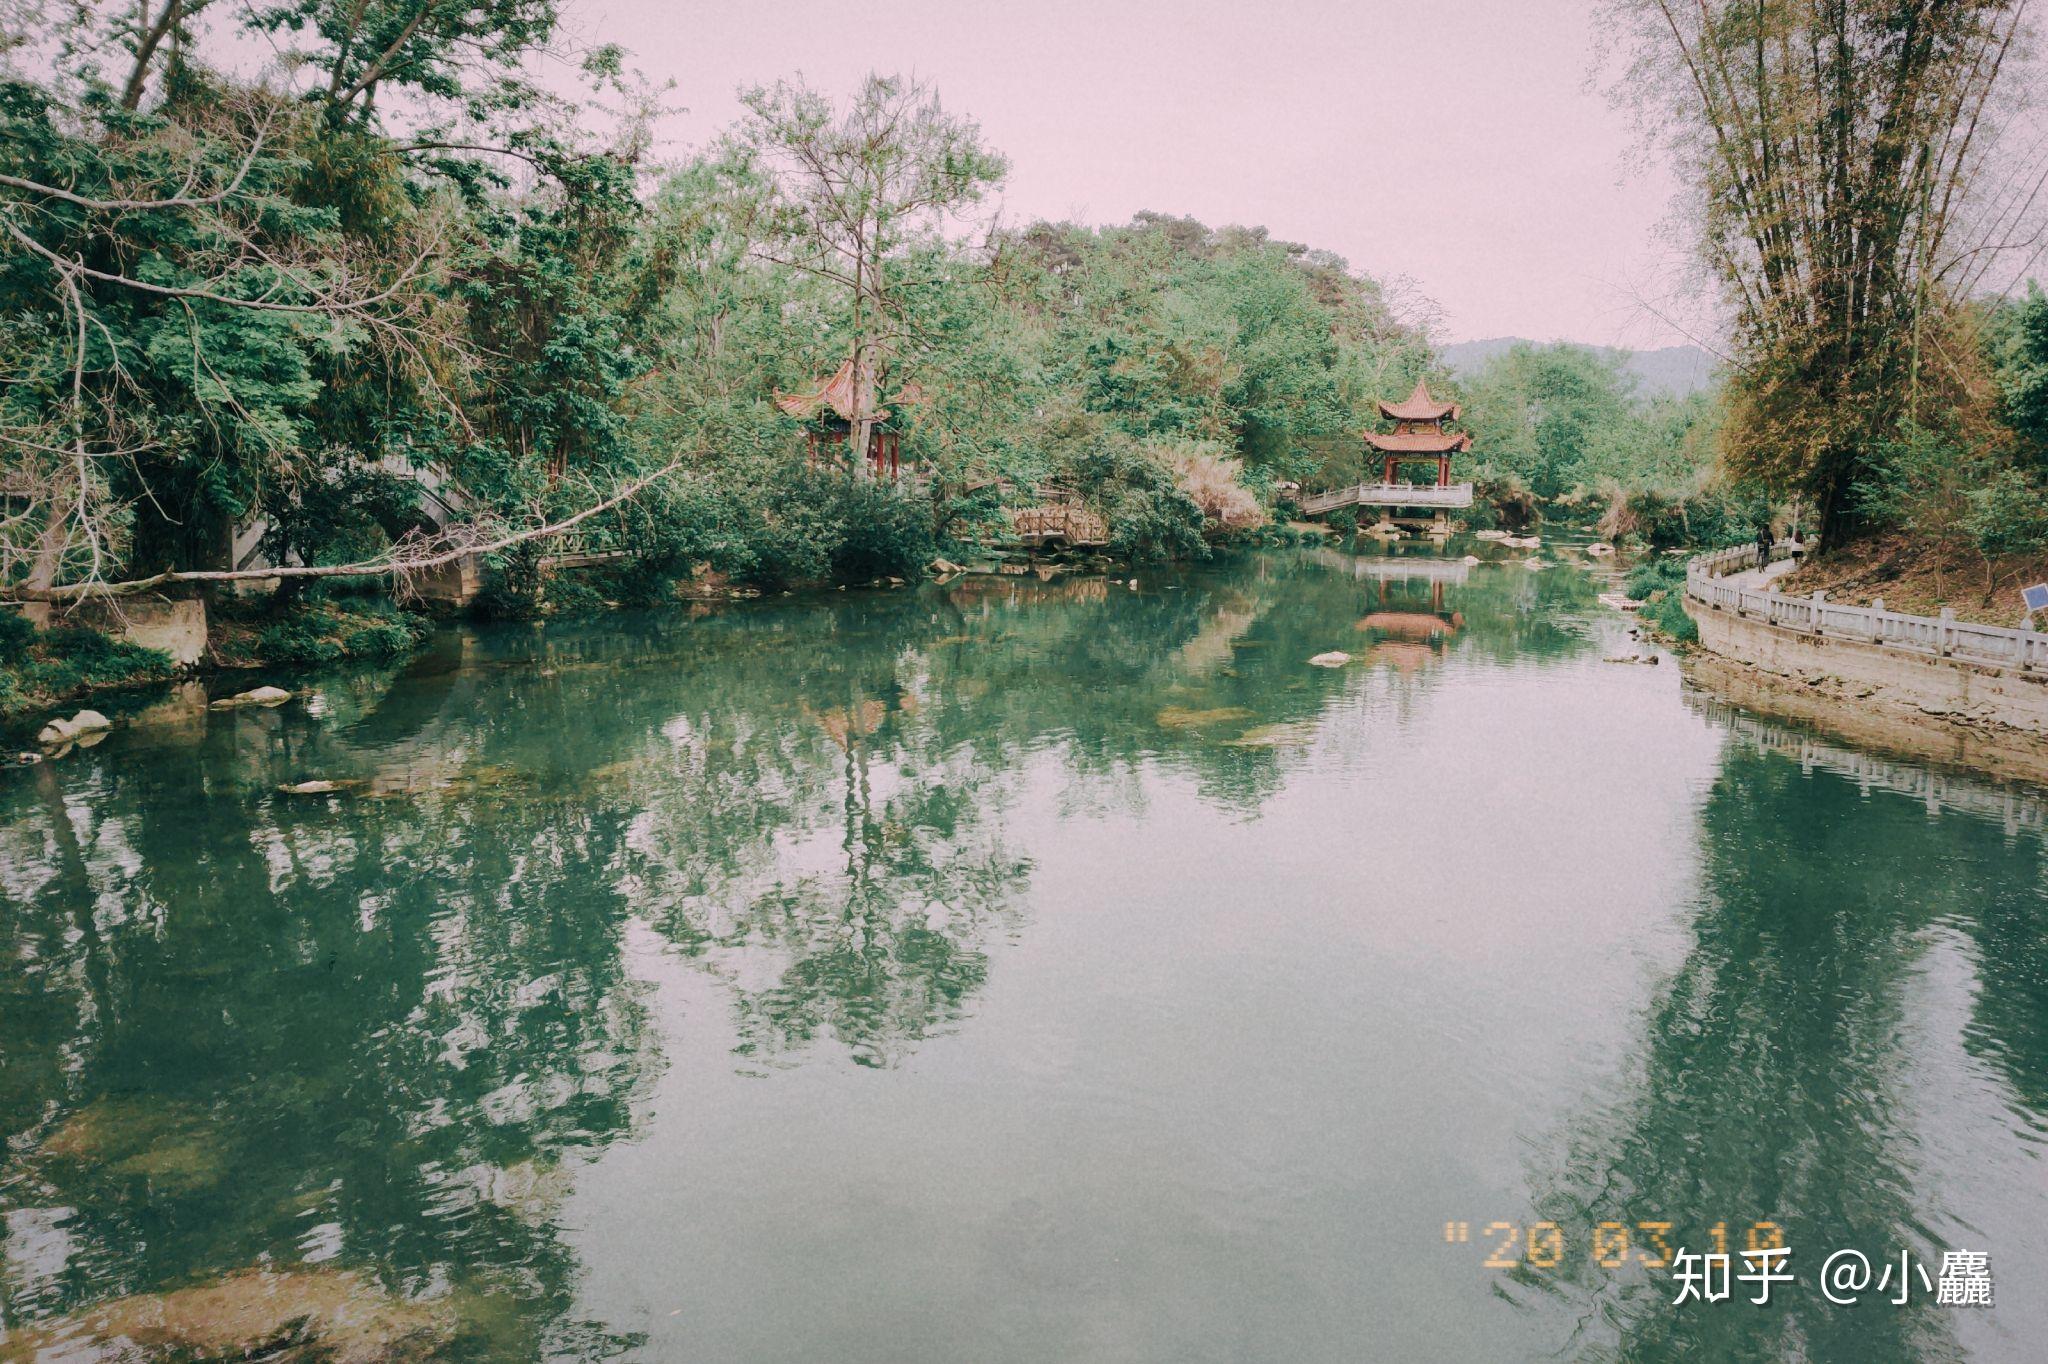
[279, 780, 344, 795]
[1308, 651, 1352, 668]
[1586, 542, 1615, 557]
[37, 717, 77, 745]
[210, 685, 292, 710]
[69, 709, 111, 732]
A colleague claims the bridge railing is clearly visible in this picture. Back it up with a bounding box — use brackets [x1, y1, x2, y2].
[1299, 482, 1475, 514]
[1685, 543, 2048, 670]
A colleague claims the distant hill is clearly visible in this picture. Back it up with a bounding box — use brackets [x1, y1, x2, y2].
[1439, 337, 1719, 399]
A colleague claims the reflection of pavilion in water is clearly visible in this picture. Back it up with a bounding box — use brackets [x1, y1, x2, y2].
[1304, 545, 1469, 670]
[1352, 578, 1462, 672]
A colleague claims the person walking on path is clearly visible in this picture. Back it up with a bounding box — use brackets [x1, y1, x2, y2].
[1755, 523, 1774, 571]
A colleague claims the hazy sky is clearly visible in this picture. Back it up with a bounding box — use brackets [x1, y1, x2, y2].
[580, 0, 1703, 349]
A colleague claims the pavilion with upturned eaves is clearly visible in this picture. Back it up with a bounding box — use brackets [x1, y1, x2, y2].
[1366, 380, 1472, 490]
[1295, 378, 1476, 531]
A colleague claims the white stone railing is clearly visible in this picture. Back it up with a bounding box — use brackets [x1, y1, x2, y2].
[1300, 482, 1475, 514]
[1685, 543, 2048, 671]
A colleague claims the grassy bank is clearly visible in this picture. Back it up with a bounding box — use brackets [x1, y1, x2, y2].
[2, 598, 429, 725]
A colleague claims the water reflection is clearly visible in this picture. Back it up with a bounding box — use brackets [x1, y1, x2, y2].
[1523, 710, 2048, 1361]
[1, 547, 2039, 1360]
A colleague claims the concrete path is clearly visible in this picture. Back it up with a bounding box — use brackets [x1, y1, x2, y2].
[1722, 556, 1799, 591]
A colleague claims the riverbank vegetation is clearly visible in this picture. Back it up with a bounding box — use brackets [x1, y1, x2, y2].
[1608, 0, 2048, 625]
[9, 0, 2047, 707]
[0, 5, 1440, 622]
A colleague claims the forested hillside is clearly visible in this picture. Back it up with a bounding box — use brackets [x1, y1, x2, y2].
[0, 5, 1455, 617]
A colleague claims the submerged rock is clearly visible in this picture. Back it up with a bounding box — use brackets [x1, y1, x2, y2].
[1225, 721, 1319, 749]
[1155, 705, 1256, 729]
[1, 1267, 455, 1364]
[41, 1096, 234, 1195]
[210, 685, 292, 710]
[278, 779, 354, 796]
[1308, 651, 1352, 668]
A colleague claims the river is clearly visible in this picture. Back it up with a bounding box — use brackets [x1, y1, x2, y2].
[1, 544, 2044, 1362]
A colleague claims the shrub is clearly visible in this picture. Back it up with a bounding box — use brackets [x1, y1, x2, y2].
[1647, 587, 1698, 643]
[1057, 434, 1207, 560]
[341, 617, 419, 659]
[1964, 467, 2048, 564]
[1625, 558, 1686, 601]
[1325, 506, 1358, 536]
[1160, 443, 1268, 534]
[0, 619, 175, 716]
[254, 620, 344, 667]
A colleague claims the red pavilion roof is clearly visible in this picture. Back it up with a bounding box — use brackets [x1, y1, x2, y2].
[1378, 379, 1460, 423]
[775, 358, 890, 424]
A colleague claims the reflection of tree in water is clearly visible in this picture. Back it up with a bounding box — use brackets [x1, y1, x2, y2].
[0, 727, 658, 1357]
[0, 545, 1614, 1346]
[1520, 746, 2048, 1362]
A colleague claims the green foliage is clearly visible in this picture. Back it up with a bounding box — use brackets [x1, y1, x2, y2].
[1986, 284, 2048, 476]
[1964, 468, 2048, 563]
[1646, 586, 1699, 644]
[1625, 557, 1687, 601]
[0, 620, 175, 717]
[239, 601, 425, 667]
[1463, 342, 1722, 508]
[1056, 434, 1208, 561]
[1325, 506, 1358, 536]
[1855, 421, 1980, 562]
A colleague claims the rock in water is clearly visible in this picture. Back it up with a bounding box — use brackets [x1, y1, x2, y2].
[37, 717, 77, 745]
[210, 685, 292, 710]
[70, 709, 111, 732]
[1308, 651, 1352, 668]
[279, 779, 345, 795]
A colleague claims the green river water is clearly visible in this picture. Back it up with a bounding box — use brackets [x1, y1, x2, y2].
[2, 544, 2045, 1362]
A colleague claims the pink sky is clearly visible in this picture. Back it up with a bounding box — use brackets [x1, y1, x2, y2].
[579, 0, 1702, 349]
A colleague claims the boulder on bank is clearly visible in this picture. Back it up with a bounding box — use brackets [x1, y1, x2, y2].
[209, 685, 292, 710]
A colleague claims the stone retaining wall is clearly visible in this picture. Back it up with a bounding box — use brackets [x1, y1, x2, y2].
[1688, 596, 2048, 749]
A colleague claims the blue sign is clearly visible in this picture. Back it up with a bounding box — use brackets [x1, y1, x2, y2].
[2026, 583, 2048, 613]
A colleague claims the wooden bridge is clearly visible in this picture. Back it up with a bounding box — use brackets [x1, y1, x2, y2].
[1299, 481, 1474, 516]
[1011, 504, 1110, 549]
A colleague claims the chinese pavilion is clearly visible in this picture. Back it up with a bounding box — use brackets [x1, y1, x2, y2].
[774, 359, 920, 478]
[1365, 379, 1472, 489]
